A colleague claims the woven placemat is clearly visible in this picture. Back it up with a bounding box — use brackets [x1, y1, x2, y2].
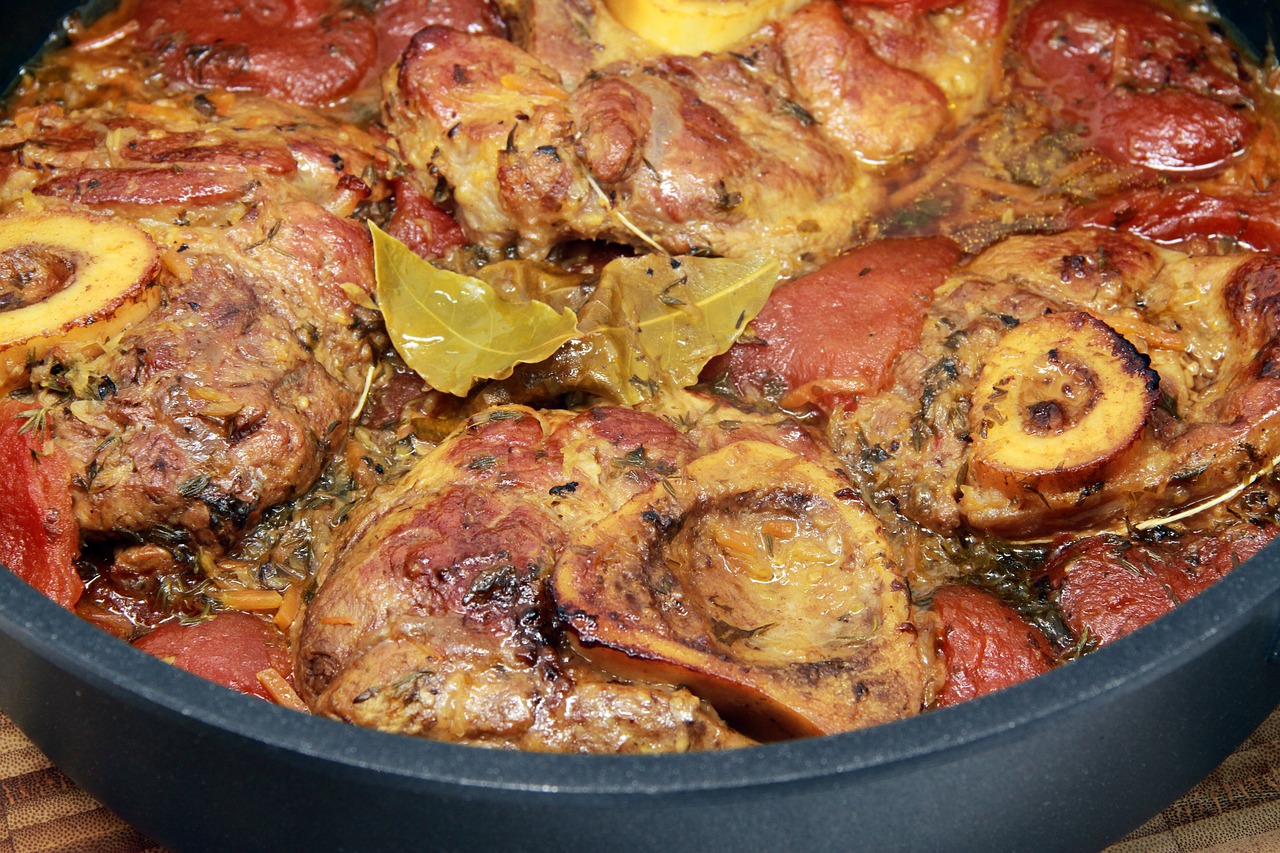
[5, 707, 1280, 853]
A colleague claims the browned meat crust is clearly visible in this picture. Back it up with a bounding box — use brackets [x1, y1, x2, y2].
[832, 230, 1280, 540]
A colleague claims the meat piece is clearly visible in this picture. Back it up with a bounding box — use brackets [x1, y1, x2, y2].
[0, 95, 386, 545]
[506, 0, 647, 89]
[299, 392, 923, 749]
[848, 0, 1008, 41]
[832, 230, 1280, 539]
[299, 402, 749, 750]
[554, 440, 923, 739]
[48, 257, 362, 542]
[384, 178, 468, 260]
[385, 1, 1001, 275]
[373, 0, 507, 71]
[779, 1, 948, 163]
[387, 27, 596, 253]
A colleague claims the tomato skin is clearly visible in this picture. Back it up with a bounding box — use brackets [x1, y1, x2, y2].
[133, 612, 293, 701]
[1047, 525, 1279, 647]
[0, 401, 81, 609]
[133, 0, 377, 106]
[711, 237, 959, 408]
[932, 585, 1056, 708]
[1092, 90, 1254, 177]
[1069, 187, 1280, 254]
[1015, 0, 1255, 176]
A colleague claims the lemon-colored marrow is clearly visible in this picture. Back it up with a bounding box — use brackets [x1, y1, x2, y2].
[969, 311, 1159, 493]
[603, 0, 808, 55]
[0, 212, 162, 389]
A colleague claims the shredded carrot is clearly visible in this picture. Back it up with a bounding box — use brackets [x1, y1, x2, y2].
[499, 73, 567, 100]
[10, 105, 45, 129]
[124, 101, 191, 123]
[70, 18, 139, 51]
[274, 583, 303, 631]
[160, 246, 193, 282]
[761, 519, 798, 541]
[1103, 311, 1185, 351]
[320, 615, 357, 626]
[205, 90, 238, 115]
[256, 668, 309, 712]
[216, 588, 283, 611]
[780, 376, 869, 411]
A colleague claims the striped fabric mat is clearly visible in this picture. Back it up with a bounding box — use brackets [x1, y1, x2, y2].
[4, 707, 1280, 852]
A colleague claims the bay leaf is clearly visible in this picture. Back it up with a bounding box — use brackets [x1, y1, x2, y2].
[371, 223, 579, 397]
[566, 254, 780, 404]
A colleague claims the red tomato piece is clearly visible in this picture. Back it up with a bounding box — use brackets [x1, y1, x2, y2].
[0, 401, 81, 609]
[1092, 90, 1254, 176]
[385, 178, 467, 260]
[1070, 186, 1280, 254]
[1046, 524, 1279, 647]
[134, 0, 377, 105]
[1018, 0, 1246, 96]
[133, 612, 294, 701]
[932, 585, 1056, 708]
[710, 237, 960, 409]
[1015, 0, 1255, 176]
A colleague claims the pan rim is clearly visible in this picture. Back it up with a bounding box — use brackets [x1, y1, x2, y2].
[2, 534, 1278, 798]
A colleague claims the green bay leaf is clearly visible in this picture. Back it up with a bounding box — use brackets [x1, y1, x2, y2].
[575, 254, 781, 404]
[371, 223, 579, 397]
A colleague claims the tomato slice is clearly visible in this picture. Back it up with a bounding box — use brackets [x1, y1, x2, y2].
[133, 0, 377, 105]
[1069, 186, 1280, 254]
[0, 401, 81, 609]
[1091, 90, 1255, 177]
[710, 237, 959, 409]
[1015, 0, 1255, 176]
[133, 611, 294, 701]
[1047, 524, 1279, 646]
[932, 585, 1056, 707]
